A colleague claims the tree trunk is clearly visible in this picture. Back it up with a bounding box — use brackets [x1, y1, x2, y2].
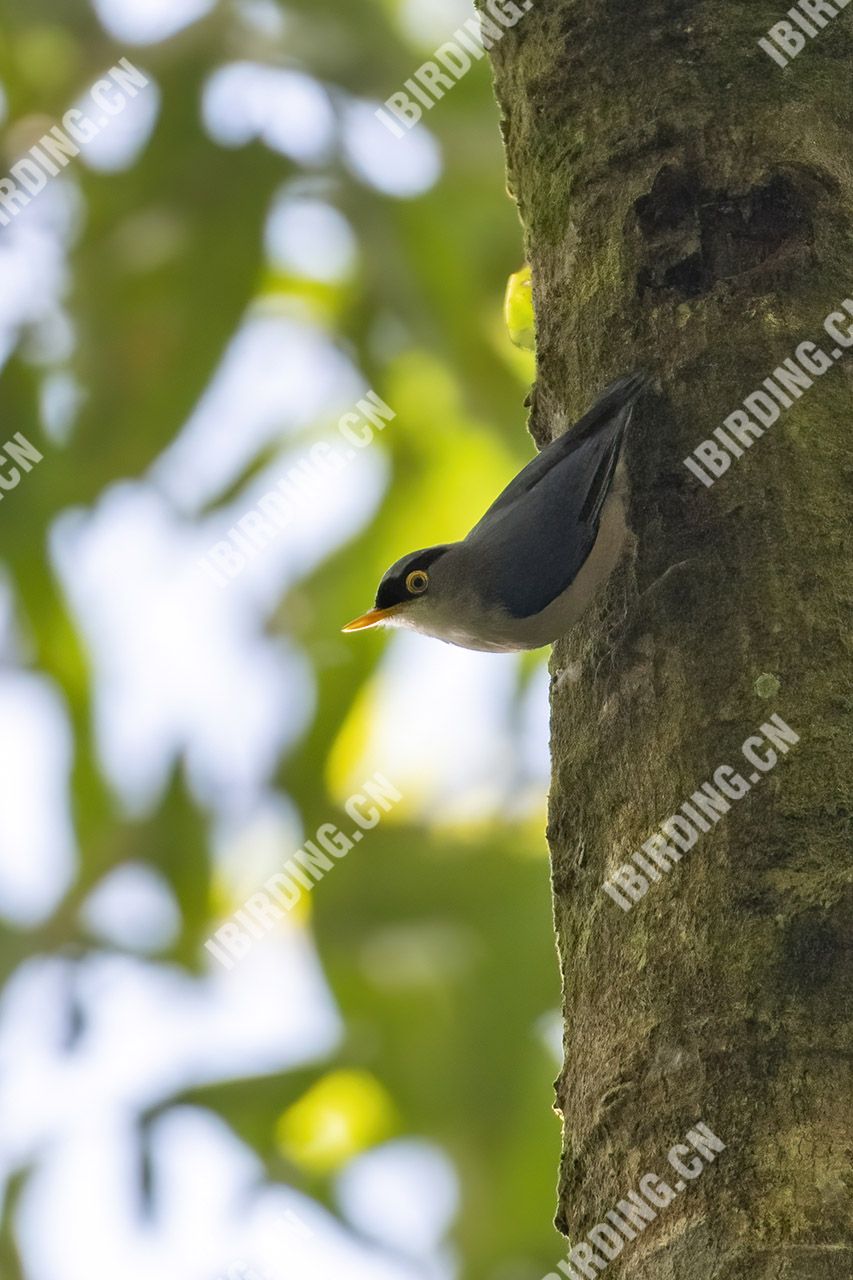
[484, 2, 853, 1276]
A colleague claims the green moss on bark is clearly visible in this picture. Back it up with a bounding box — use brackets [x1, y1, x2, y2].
[482, 0, 853, 1273]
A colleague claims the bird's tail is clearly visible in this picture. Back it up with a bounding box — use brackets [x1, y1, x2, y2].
[568, 370, 648, 445]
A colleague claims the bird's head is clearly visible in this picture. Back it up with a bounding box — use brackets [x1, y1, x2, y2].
[342, 545, 454, 635]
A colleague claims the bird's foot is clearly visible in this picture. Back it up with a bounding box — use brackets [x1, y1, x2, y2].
[595, 558, 701, 680]
[637, 557, 700, 609]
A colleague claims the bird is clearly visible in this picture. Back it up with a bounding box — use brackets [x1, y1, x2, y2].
[342, 371, 646, 653]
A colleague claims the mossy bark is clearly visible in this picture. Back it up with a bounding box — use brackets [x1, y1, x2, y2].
[484, 2, 853, 1275]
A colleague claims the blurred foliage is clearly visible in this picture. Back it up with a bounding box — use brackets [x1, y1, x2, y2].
[0, 1, 560, 1277]
[504, 265, 535, 351]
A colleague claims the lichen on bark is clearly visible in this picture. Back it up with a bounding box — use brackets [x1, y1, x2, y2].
[483, 1, 853, 1274]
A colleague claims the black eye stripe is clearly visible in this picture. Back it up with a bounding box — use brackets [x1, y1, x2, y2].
[375, 546, 449, 610]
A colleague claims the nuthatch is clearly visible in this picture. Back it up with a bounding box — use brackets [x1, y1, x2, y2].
[343, 372, 646, 653]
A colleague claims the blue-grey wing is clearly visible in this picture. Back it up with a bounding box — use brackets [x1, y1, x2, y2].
[465, 372, 645, 543]
[465, 374, 642, 619]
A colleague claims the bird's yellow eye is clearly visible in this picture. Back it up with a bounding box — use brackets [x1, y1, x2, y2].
[406, 570, 429, 595]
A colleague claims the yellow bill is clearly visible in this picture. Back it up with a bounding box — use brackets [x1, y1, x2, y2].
[341, 606, 400, 633]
